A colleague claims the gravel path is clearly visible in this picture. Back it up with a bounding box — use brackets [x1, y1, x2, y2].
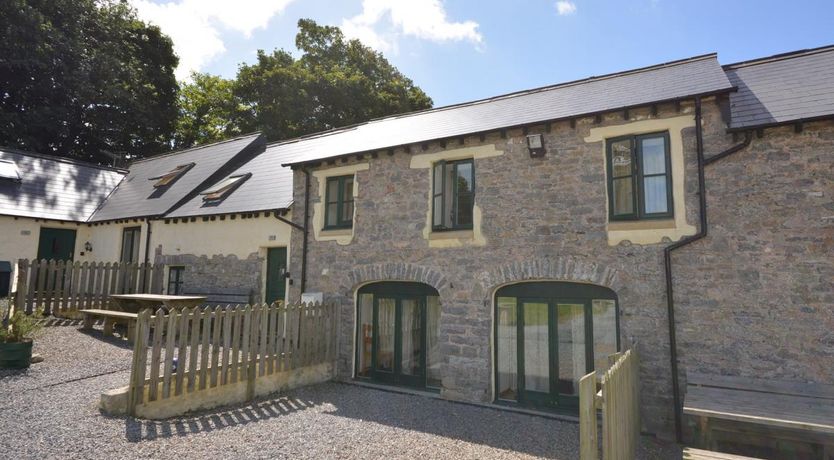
[0, 325, 680, 459]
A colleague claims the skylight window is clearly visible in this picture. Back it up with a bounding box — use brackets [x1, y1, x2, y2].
[149, 163, 194, 188]
[201, 173, 251, 201]
[0, 160, 21, 182]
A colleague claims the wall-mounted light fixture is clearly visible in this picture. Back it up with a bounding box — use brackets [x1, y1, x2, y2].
[526, 133, 546, 158]
[84, 241, 93, 252]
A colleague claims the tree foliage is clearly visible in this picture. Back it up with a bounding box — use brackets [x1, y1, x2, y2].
[173, 73, 243, 149]
[0, 0, 179, 163]
[180, 19, 433, 146]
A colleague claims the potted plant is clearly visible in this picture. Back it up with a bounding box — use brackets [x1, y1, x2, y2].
[0, 312, 42, 369]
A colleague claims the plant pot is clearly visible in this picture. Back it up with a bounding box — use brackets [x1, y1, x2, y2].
[0, 340, 33, 369]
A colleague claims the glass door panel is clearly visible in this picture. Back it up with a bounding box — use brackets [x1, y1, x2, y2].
[400, 299, 422, 376]
[556, 303, 586, 400]
[357, 293, 374, 378]
[496, 297, 518, 401]
[376, 298, 395, 373]
[522, 301, 550, 395]
[426, 296, 442, 388]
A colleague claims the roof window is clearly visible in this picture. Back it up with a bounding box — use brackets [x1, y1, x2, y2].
[201, 173, 251, 202]
[0, 160, 21, 182]
[150, 163, 195, 188]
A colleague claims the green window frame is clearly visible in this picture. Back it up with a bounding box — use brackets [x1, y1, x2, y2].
[606, 131, 673, 221]
[167, 266, 184, 295]
[432, 159, 475, 231]
[323, 175, 355, 230]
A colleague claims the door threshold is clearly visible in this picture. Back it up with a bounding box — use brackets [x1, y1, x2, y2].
[340, 379, 579, 423]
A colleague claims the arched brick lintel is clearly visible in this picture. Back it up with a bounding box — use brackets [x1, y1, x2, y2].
[347, 263, 449, 293]
[482, 256, 623, 295]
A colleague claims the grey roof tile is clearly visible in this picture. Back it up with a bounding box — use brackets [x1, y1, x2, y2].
[89, 134, 265, 221]
[0, 148, 125, 221]
[166, 141, 294, 218]
[278, 54, 733, 166]
[725, 46, 834, 129]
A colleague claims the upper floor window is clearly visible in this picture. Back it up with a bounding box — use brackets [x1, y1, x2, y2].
[432, 159, 474, 231]
[324, 175, 354, 229]
[606, 132, 672, 221]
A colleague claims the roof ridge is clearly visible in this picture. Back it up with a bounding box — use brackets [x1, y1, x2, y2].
[723, 44, 834, 70]
[266, 53, 719, 149]
[130, 132, 262, 165]
[0, 146, 128, 173]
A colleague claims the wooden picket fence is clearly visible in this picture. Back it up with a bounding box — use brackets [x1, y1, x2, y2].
[13, 259, 164, 316]
[127, 301, 337, 415]
[579, 346, 641, 460]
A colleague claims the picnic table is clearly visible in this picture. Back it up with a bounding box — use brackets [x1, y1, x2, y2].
[109, 294, 207, 314]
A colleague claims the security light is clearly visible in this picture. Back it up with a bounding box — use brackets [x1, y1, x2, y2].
[526, 134, 546, 158]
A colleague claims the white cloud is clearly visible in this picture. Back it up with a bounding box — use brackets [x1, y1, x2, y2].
[341, 0, 483, 53]
[555, 1, 577, 15]
[131, 0, 295, 80]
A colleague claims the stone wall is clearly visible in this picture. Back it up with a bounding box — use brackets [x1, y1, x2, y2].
[674, 121, 834, 385]
[155, 251, 262, 305]
[289, 99, 737, 437]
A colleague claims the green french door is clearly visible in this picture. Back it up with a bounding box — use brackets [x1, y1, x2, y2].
[517, 298, 593, 409]
[372, 295, 426, 387]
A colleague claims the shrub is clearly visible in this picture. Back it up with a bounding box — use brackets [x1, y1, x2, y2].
[0, 312, 42, 343]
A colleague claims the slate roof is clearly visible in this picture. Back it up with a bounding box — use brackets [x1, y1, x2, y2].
[724, 45, 834, 130]
[280, 54, 733, 166]
[0, 147, 125, 221]
[89, 133, 265, 222]
[166, 141, 294, 218]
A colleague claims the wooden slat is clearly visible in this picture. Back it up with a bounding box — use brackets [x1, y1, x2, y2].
[682, 447, 763, 460]
[245, 304, 258, 399]
[147, 310, 166, 401]
[210, 306, 223, 388]
[220, 305, 233, 385]
[187, 307, 201, 393]
[26, 259, 39, 314]
[101, 262, 112, 309]
[161, 310, 177, 399]
[52, 260, 64, 313]
[275, 304, 286, 372]
[199, 307, 211, 390]
[259, 304, 268, 376]
[266, 304, 277, 375]
[687, 371, 834, 401]
[174, 308, 189, 396]
[240, 305, 252, 386]
[41, 259, 54, 315]
[230, 306, 241, 384]
[13, 260, 28, 315]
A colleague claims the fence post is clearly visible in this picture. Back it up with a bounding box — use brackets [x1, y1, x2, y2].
[13, 260, 28, 316]
[127, 309, 151, 415]
[579, 371, 599, 460]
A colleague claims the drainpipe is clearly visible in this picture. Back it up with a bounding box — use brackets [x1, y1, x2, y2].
[144, 219, 153, 292]
[300, 169, 311, 294]
[664, 96, 753, 442]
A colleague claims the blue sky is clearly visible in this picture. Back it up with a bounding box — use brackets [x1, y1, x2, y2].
[131, 0, 834, 107]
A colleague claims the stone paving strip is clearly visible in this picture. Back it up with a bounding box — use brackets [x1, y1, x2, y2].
[0, 325, 679, 459]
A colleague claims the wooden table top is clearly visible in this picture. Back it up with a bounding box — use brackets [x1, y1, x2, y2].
[110, 294, 207, 302]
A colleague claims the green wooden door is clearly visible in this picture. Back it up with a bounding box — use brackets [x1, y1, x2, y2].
[265, 247, 287, 305]
[37, 228, 76, 261]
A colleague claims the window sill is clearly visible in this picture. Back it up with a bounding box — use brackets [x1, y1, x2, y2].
[429, 229, 474, 241]
[607, 219, 676, 231]
[320, 228, 352, 237]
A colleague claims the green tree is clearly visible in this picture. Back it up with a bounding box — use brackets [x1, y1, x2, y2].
[0, 0, 178, 163]
[233, 19, 432, 142]
[174, 73, 243, 149]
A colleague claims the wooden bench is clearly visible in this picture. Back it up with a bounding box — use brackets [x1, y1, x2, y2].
[81, 309, 139, 342]
[684, 372, 834, 459]
[683, 447, 762, 459]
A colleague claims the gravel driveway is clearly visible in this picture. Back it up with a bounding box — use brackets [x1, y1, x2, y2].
[0, 324, 680, 459]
